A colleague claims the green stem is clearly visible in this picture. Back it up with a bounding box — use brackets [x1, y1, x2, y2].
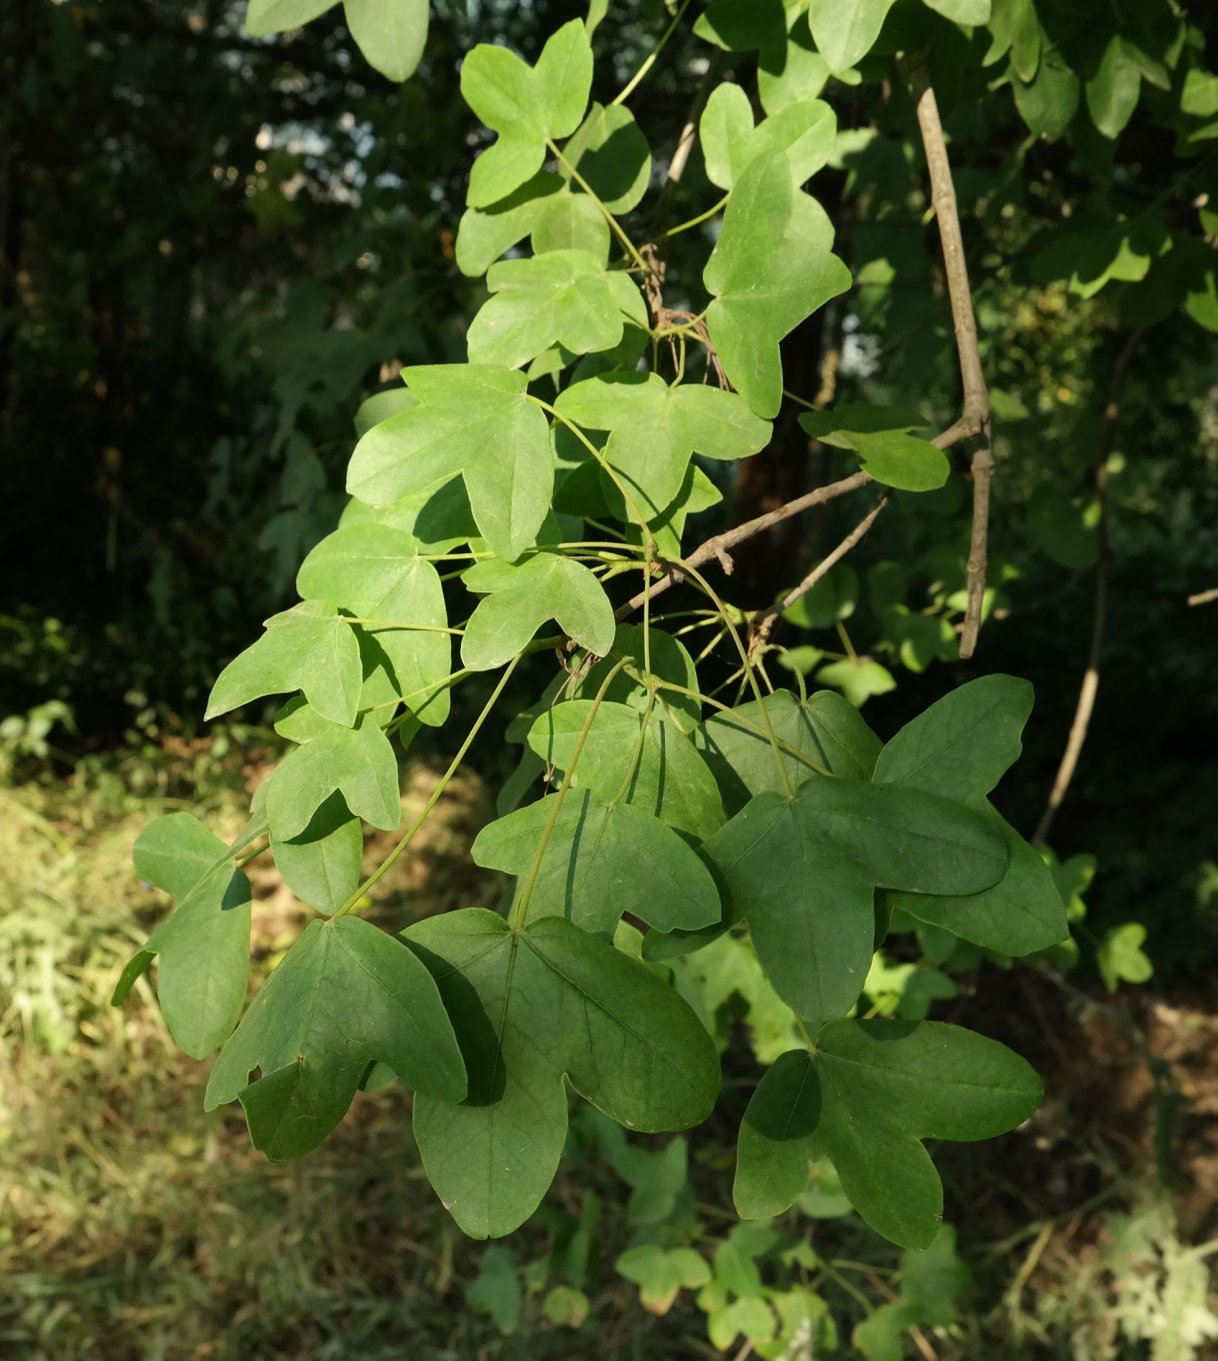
[333, 656, 523, 919]
[546, 139, 649, 274]
[678, 558, 796, 797]
[528, 393, 655, 541]
[609, 686, 654, 805]
[663, 193, 730, 238]
[611, 0, 692, 107]
[342, 616, 463, 634]
[647, 677, 830, 776]
[509, 656, 634, 930]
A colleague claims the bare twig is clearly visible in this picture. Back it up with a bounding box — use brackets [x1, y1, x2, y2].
[652, 51, 723, 232]
[911, 69, 993, 660]
[750, 494, 890, 651]
[1188, 586, 1218, 606]
[1032, 329, 1143, 847]
[617, 470, 873, 619]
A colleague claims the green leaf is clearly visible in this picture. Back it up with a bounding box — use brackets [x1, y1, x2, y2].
[246, 0, 337, 37]
[472, 791, 721, 935]
[461, 19, 593, 208]
[460, 551, 615, 669]
[760, 24, 835, 114]
[694, 0, 788, 54]
[808, 0, 898, 72]
[873, 675, 1033, 803]
[854, 1302, 919, 1361]
[531, 191, 611, 261]
[269, 792, 363, 915]
[343, 0, 428, 82]
[733, 1049, 822, 1219]
[702, 779, 1007, 1021]
[354, 386, 416, 437]
[799, 406, 946, 491]
[700, 85, 836, 190]
[205, 916, 465, 1159]
[616, 1245, 711, 1313]
[114, 813, 252, 1060]
[455, 171, 563, 277]
[346, 364, 552, 561]
[705, 154, 852, 419]
[206, 601, 363, 727]
[340, 475, 478, 553]
[888, 818, 1067, 956]
[266, 716, 401, 840]
[645, 464, 724, 559]
[468, 1246, 523, 1333]
[1031, 222, 1155, 301]
[816, 657, 896, 706]
[405, 909, 721, 1238]
[570, 622, 703, 728]
[527, 700, 727, 837]
[467, 250, 627, 370]
[1085, 35, 1141, 139]
[556, 371, 772, 522]
[872, 678, 1065, 955]
[783, 562, 859, 629]
[696, 689, 881, 815]
[1025, 485, 1099, 567]
[900, 1225, 972, 1326]
[735, 1020, 1042, 1245]
[1097, 922, 1153, 992]
[296, 522, 451, 726]
[1012, 47, 1080, 140]
[543, 1284, 590, 1328]
[920, 0, 990, 23]
[562, 102, 652, 213]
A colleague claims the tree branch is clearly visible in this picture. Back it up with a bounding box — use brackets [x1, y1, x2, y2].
[1187, 586, 1218, 607]
[617, 471, 873, 619]
[750, 494, 890, 651]
[912, 69, 993, 660]
[1032, 329, 1143, 847]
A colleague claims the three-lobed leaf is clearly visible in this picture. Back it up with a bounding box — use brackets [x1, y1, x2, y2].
[266, 716, 401, 841]
[704, 153, 852, 418]
[700, 84, 836, 190]
[734, 1019, 1041, 1247]
[556, 371, 772, 521]
[461, 19, 593, 207]
[874, 677, 1068, 955]
[696, 689, 881, 814]
[405, 909, 721, 1238]
[206, 601, 363, 726]
[114, 813, 252, 1060]
[346, 364, 552, 561]
[460, 551, 615, 670]
[472, 791, 721, 935]
[699, 778, 1007, 1022]
[467, 250, 631, 370]
[297, 522, 452, 726]
[205, 916, 466, 1159]
[528, 700, 727, 838]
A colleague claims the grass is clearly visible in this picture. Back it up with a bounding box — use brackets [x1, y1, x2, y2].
[2, 732, 1216, 1360]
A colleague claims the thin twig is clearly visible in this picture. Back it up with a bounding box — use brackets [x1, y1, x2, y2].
[911, 67, 993, 660]
[1032, 329, 1143, 847]
[1187, 586, 1218, 606]
[652, 51, 723, 234]
[750, 494, 890, 652]
[617, 470, 873, 618]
